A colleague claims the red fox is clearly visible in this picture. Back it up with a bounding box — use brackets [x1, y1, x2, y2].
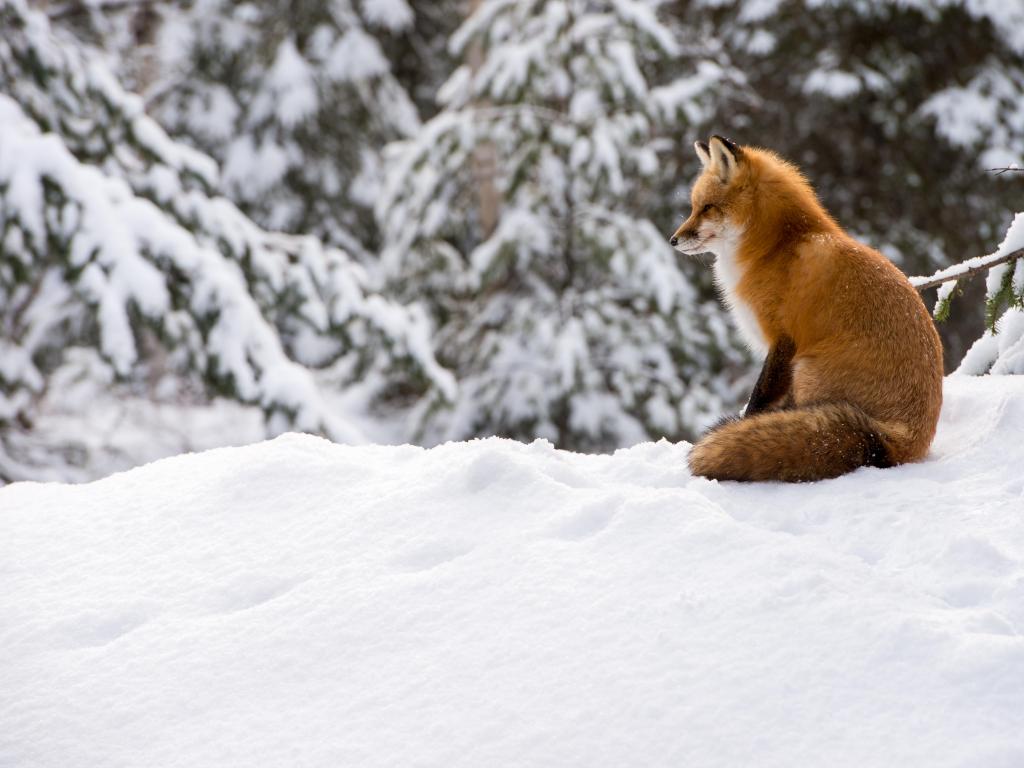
[671, 136, 943, 482]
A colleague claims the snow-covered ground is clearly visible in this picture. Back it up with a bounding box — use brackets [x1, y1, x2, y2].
[3, 375, 1024, 767]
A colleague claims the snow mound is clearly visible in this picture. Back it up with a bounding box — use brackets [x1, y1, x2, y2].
[3, 376, 1024, 767]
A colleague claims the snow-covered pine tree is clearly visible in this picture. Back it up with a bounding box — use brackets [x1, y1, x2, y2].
[115, 0, 423, 254]
[0, 0, 454, 479]
[378, 0, 746, 451]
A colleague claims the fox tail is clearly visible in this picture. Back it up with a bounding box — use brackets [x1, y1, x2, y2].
[688, 403, 895, 482]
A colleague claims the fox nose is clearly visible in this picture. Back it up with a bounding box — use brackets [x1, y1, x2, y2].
[669, 236, 679, 246]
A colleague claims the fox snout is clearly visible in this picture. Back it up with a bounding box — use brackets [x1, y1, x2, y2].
[670, 224, 698, 250]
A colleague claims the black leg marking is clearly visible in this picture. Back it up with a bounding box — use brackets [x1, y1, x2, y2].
[745, 335, 796, 417]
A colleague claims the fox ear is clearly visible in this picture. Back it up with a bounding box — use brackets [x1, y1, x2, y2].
[708, 135, 742, 184]
[694, 140, 711, 168]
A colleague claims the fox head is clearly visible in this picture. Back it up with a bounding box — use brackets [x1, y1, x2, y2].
[670, 135, 747, 256]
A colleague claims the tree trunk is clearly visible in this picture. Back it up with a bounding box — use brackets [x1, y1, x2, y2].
[467, 0, 500, 239]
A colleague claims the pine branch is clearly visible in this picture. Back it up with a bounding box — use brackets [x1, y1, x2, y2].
[910, 247, 1024, 291]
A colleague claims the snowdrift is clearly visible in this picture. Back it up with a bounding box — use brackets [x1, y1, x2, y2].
[3, 376, 1024, 767]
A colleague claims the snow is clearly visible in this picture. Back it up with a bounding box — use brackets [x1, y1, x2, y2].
[959, 308, 1024, 376]
[0, 374, 266, 484]
[359, 0, 414, 32]
[996, 212, 1024, 260]
[326, 27, 390, 82]
[921, 68, 1024, 170]
[922, 80, 1000, 148]
[263, 38, 319, 129]
[737, 0, 783, 22]
[803, 68, 861, 99]
[649, 61, 735, 125]
[962, 0, 1024, 53]
[3, 375, 1024, 767]
[222, 135, 290, 196]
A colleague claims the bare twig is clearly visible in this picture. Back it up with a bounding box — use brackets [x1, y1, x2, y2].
[910, 247, 1024, 291]
[990, 167, 1024, 176]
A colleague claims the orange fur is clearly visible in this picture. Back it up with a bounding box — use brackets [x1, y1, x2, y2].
[673, 137, 943, 482]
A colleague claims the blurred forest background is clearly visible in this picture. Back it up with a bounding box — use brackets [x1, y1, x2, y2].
[1, 0, 1023, 482]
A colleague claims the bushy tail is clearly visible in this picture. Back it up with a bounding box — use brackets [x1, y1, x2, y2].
[688, 403, 894, 482]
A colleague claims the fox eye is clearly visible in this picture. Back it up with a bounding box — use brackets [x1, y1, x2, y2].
[701, 203, 715, 215]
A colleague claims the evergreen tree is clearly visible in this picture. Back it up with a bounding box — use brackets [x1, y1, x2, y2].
[0, 0, 454, 478]
[378, 0, 746, 451]
[134, 0, 422, 253]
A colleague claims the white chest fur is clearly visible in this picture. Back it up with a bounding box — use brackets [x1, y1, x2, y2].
[711, 231, 768, 354]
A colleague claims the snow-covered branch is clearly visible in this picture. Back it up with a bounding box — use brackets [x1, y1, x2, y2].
[910, 247, 1024, 291]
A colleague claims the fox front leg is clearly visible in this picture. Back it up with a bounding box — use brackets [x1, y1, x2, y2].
[744, 335, 796, 417]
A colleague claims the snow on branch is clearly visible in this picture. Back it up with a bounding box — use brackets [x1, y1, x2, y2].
[911, 212, 1024, 293]
[910, 247, 1024, 291]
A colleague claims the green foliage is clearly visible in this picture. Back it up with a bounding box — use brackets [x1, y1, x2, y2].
[985, 260, 1024, 332]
